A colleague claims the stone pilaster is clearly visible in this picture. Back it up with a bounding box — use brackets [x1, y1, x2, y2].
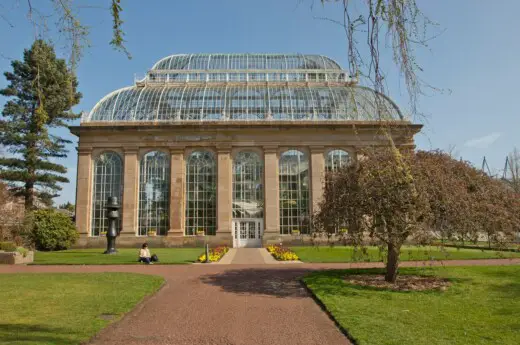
[310, 146, 325, 215]
[169, 148, 185, 236]
[121, 148, 139, 235]
[263, 146, 279, 235]
[75, 147, 92, 236]
[217, 146, 232, 234]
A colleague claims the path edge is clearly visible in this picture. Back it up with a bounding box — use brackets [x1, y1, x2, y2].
[300, 276, 358, 345]
[83, 276, 169, 345]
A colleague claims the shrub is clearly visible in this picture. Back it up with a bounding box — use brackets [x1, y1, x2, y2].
[198, 246, 229, 262]
[0, 241, 17, 252]
[26, 209, 78, 251]
[266, 245, 299, 261]
[16, 247, 28, 257]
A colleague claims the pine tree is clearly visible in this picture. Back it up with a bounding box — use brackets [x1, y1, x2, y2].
[0, 40, 81, 210]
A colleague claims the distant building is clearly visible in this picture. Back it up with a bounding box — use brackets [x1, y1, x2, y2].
[70, 53, 421, 248]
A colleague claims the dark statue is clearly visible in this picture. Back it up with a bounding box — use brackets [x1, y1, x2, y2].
[104, 196, 120, 254]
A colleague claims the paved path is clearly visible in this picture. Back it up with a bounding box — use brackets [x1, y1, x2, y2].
[230, 248, 266, 264]
[1, 258, 519, 345]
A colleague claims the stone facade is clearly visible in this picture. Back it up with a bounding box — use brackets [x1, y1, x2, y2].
[70, 121, 421, 248]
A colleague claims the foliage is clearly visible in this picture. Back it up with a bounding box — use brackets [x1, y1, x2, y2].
[316, 148, 520, 282]
[266, 244, 299, 261]
[9, 1, 128, 67]
[414, 150, 520, 245]
[0, 241, 17, 252]
[110, 0, 131, 59]
[34, 248, 202, 265]
[504, 147, 520, 193]
[58, 201, 75, 212]
[0, 273, 164, 344]
[26, 209, 78, 251]
[0, 182, 25, 243]
[198, 246, 229, 262]
[303, 266, 520, 345]
[16, 246, 29, 257]
[321, 0, 437, 116]
[0, 40, 81, 210]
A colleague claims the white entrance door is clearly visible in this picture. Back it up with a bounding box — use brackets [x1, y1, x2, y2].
[232, 219, 263, 248]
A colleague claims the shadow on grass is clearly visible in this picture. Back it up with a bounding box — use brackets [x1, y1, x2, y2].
[0, 323, 75, 345]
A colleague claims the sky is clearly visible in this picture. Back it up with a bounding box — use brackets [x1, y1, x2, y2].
[0, 0, 519, 205]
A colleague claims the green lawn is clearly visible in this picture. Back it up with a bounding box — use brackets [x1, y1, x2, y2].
[291, 245, 520, 263]
[303, 266, 520, 345]
[34, 248, 202, 265]
[0, 273, 164, 345]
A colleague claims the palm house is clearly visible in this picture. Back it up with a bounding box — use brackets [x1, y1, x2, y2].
[71, 53, 421, 248]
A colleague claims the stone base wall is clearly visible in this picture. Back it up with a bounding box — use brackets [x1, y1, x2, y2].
[0, 251, 34, 264]
[73, 233, 319, 248]
[73, 233, 234, 249]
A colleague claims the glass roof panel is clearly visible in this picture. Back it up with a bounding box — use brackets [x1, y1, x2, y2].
[151, 53, 342, 71]
[86, 85, 402, 122]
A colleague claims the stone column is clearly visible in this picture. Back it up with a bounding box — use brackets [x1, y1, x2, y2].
[310, 146, 325, 215]
[121, 148, 139, 236]
[263, 146, 279, 236]
[169, 148, 185, 236]
[217, 146, 232, 234]
[75, 147, 92, 236]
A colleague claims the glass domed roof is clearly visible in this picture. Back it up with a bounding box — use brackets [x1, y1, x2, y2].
[151, 53, 342, 71]
[82, 53, 403, 123]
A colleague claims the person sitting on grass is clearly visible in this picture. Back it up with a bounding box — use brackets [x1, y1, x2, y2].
[138, 243, 158, 264]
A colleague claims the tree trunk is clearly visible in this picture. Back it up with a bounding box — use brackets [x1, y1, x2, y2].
[25, 182, 34, 210]
[385, 243, 400, 283]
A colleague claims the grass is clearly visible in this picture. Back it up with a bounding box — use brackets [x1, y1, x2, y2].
[0, 273, 164, 345]
[34, 248, 202, 265]
[437, 241, 520, 251]
[291, 245, 520, 263]
[303, 266, 520, 345]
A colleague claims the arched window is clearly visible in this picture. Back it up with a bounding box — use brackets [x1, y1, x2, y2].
[185, 151, 217, 235]
[91, 152, 123, 236]
[233, 151, 264, 219]
[326, 149, 351, 172]
[279, 150, 309, 234]
[138, 151, 170, 236]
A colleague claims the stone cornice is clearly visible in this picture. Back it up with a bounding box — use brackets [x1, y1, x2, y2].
[263, 145, 279, 154]
[77, 147, 92, 154]
[169, 147, 185, 155]
[216, 144, 232, 154]
[123, 147, 139, 154]
[70, 121, 423, 135]
[309, 145, 326, 153]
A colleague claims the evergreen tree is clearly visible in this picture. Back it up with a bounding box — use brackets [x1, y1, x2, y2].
[0, 40, 81, 210]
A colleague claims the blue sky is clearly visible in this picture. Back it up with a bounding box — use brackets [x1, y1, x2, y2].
[1, 0, 519, 204]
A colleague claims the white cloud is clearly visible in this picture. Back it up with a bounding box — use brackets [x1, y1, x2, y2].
[463, 132, 502, 149]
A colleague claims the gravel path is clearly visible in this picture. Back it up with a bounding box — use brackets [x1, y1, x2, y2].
[1, 258, 519, 345]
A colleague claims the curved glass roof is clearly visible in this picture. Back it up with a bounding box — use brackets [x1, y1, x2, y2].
[83, 53, 404, 123]
[151, 53, 342, 71]
[86, 85, 402, 122]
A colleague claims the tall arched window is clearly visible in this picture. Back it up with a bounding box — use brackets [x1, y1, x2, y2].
[279, 150, 309, 234]
[233, 151, 264, 219]
[185, 151, 217, 235]
[91, 152, 123, 236]
[325, 149, 351, 233]
[326, 149, 351, 172]
[138, 151, 170, 236]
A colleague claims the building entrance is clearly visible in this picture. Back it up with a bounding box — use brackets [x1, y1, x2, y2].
[232, 219, 263, 248]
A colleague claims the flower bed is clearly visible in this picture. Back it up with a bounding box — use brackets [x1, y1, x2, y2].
[266, 245, 299, 261]
[197, 246, 229, 262]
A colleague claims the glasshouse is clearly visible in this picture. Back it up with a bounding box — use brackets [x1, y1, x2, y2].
[71, 53, 422, 248]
